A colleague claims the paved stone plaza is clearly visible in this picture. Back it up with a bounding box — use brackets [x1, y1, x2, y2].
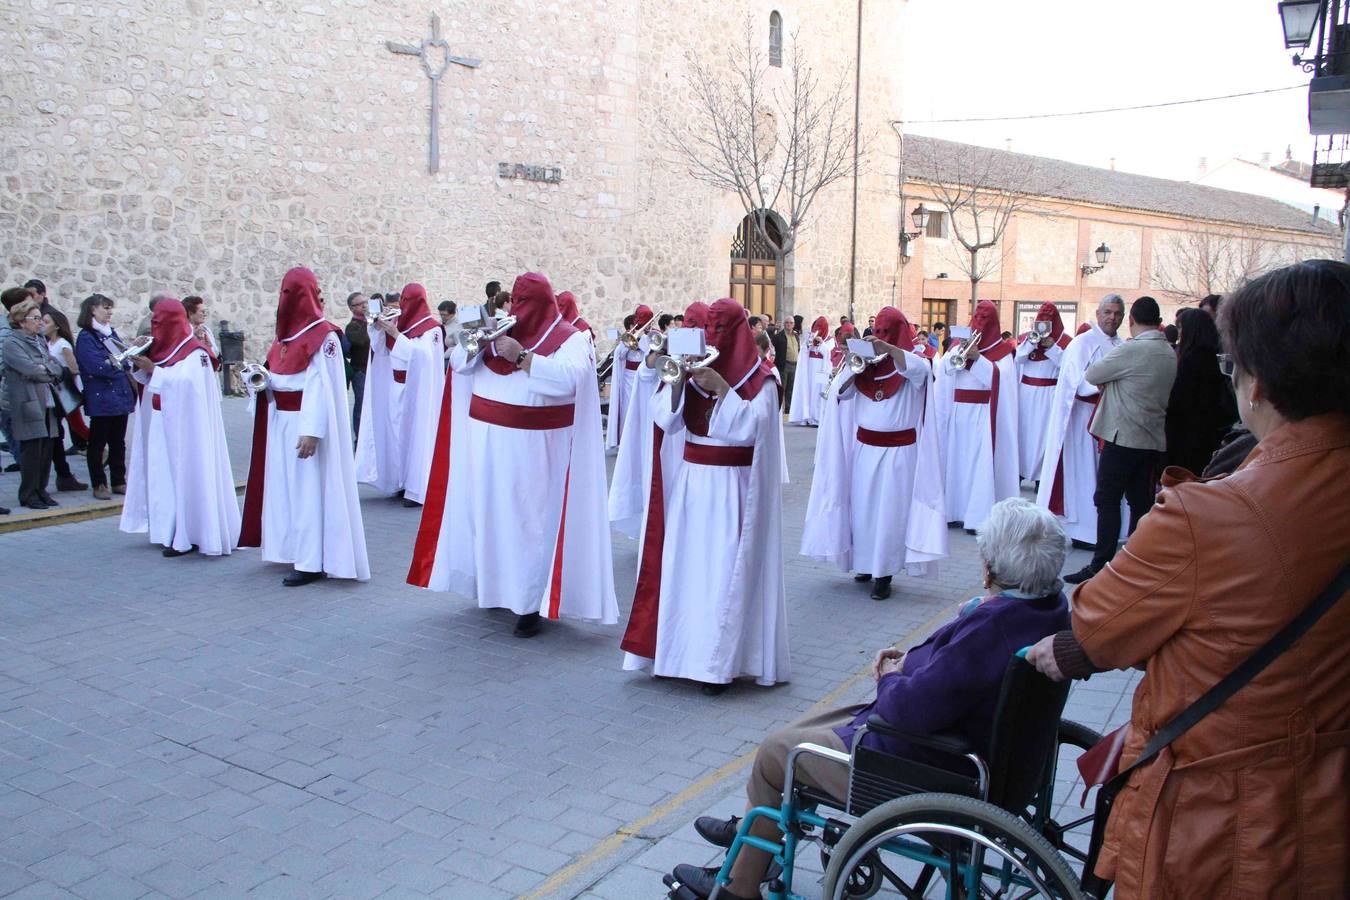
[0, 399, 1134, 899]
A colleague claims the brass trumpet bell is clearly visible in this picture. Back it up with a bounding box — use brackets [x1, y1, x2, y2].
[848, 351, 885, 375]
[949, 333, 983, 368]
[110, 338, 153, 366]
[647, 329, 666, 353]
[239, 362, 271, 392]
[657, 348, 720, 386]
[462, 315, 518, 356]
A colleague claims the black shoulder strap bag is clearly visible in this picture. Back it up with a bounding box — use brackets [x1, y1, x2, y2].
[1080, 560, 1350, 899]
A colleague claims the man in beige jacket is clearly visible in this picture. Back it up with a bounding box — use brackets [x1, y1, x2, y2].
[1066, 295, 1176, 583]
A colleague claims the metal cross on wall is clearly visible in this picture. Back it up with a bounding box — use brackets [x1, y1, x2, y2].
[386, 12, 481, 174]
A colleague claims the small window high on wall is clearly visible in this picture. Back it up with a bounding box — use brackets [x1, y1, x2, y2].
[769, 11, 783, 67]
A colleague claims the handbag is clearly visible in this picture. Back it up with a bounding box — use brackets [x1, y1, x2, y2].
[1079, 559, 1350, 897]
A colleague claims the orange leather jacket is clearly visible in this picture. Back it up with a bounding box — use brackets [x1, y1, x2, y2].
[1072, 413, 1350, 899]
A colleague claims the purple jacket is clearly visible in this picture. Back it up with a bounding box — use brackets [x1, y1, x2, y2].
[75, 329, 136, 417]
[836, 591, 1071, 759]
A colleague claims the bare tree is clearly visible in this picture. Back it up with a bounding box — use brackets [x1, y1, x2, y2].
[1152, 225, 1296, 300]
[665, 17, 858, 313]
[904, 136, 1061, 311]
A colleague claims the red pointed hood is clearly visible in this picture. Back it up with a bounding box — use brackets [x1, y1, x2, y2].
[150, 298, 213, 368]
[683, 301, 711, 330]
[388, 283, 438, 350]
[482, 272, 579, 376]
[557, 291, 590, 334]
[704, 297, 772, 401]
[632, 304, 654, 330]
[811, 316, 829, 339]
[265, 268, 341, 375]
[1020, 301, 1070, 359]
[830, 324, 855, 368]
[854, 306, 911, 399]
[969, 300, 1011, 362]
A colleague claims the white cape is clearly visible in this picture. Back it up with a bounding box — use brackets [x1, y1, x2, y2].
[120, 349, 239, 554]
[1013, 336, 1067, 481]
[607, 339, 660, 538]
[355, 327, 445, 501]
[409, 332, 618, 624]
[933, 348, 1020, 530]
[801, 352, 946, 576]
[788, 338, 832, 425]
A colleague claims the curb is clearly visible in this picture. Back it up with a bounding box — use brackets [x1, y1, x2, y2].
[0, 480, 247, 535]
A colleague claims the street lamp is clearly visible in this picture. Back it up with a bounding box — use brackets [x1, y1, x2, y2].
[901, 203, 931, 243]
[1279, 1, 1323, 49]
[1081, 242, 1111, 277]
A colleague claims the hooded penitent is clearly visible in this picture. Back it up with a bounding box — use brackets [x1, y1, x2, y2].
[390, 283, 439, 350]
[149, 299, 215, 368]
[633, 304, 654, 330]
[265, 268, 342, 375]
[682, 301, 710, 330]
[854, 307, 913, 401]
[1021, 302, 1070, 360]
[703, 298, 773, 402]
[810, 316, 829, 343]
[963, 299, 1012, 366]
[831, 324, 856, 368]
[556, 291, 590, 334]
[483, 272, 578, 376]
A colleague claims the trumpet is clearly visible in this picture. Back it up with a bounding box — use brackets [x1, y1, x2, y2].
[618, 311, 664, 351]
[110, 337, 154, 366]
[848, 350, 886, 374]
[372, 298, 401, 323]
[656, 348, 720, 386]
[820, 356, 849, 400]
[462, 315, 517, 356]
[239, 362, 271, 392]
[647, 329, 667, 354]
[596, 349, 615, 383]
[948, 333, 983, 369]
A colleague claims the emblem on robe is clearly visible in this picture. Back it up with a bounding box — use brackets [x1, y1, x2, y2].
[874, 389, 884, 401]
[201, 354, 209, 367]
[325, 340, 338, 358]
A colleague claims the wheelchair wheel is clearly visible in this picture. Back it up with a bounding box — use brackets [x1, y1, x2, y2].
[1042, 720, 1105, 869]
[822, 793, 1085, 900]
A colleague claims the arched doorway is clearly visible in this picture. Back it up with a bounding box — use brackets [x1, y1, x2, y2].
[729, 212, 783, 321]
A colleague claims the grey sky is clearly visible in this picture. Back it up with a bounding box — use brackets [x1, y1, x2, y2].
[899, 0, 1310, 181]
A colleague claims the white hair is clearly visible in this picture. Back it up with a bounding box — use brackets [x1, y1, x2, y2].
[1098, 293, 1125, 313]
[976, 498, 1070, 596]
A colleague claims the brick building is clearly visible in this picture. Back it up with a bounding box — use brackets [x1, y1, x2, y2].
[891, 136, 1339, 335]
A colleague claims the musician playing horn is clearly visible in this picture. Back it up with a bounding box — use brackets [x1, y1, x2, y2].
[119, 298, 239, 558]
[354, 284, 446, 507]
[605, 303, 654, 450]
[801, 307, 947, 600]
[787, 316, 831, 426]
[620, 298, 789, 695]
[934, 300, 1020, 531]
[1014, 302, 1072, 481]
[238, 268, 369, 587]
[407, 273, 616, 639]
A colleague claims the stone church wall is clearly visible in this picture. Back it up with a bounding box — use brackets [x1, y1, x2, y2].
[1, 0, 904, 356]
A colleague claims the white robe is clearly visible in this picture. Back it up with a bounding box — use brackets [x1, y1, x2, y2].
[1014, 337, 1067, 481]
[788, 338, 832, 425]
[1035, 326, 1127, 545]
[934, 348, 1020, 530]
[801, 351, 947, 578]
[245, 333, 369, 580]
[607, 337, 660, 537]
[605, 344, 643, 449]
[355, 326, 444, 502]
[414, 331, 618, 623]
[627, 380, 789, 686]
[120, 349, 239, 555]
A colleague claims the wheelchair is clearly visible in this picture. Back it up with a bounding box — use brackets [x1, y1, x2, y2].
[671, 653, 1113, 900]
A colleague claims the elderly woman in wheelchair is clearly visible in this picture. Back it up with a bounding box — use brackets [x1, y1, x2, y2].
[666, 498, 1082, 900]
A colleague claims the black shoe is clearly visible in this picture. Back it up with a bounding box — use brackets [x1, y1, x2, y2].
[870, 576, 892, 601]
[513, 612, 542, 638]
[162, 544, 198, 558]
[4, 463, 19, 472]
[283, 570, 326, 587]
[663, 865, 758, 900]
[853, 572, 872, 582]
[0, 507, 8, 515]
[699, 682, 729, 696]
[22, 501, 47, 510]
[38, 494, 58, 506]
[1064, 564, 1101, 585]
[56, 476, 87, 492]
[401, 497, 420, 508]
[694, 816, 740, 848]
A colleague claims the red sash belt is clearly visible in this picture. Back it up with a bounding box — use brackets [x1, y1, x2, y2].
[469, 395, 575, 430]
[393, 370, 408, 384]
[857, 426, 916, 448]
[150, 394, 162, 411]
[1076, 393, 1100, 405]
[955, 389, 991, 404]
[624, 359, 641, 371]
[1020, 376, 1057, 387]
[273, 389, 303, 412]
[684, 443, 754, 467]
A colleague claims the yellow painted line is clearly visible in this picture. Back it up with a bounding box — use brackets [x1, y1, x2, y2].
[522, 602, 956, 900]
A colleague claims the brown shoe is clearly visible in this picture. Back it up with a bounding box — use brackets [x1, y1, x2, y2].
[92, 485, 112, 501]
[112, 484, 127, 495]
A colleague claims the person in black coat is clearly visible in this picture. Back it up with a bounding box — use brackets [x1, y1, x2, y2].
[1163, 307, 1237, 476]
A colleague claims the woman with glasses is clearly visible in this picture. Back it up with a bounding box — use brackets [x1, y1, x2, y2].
[2, 297, 64, 509]
[1027, 259, 1350, 898]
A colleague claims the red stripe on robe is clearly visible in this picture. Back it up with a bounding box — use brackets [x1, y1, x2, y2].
[546, 467, 572, 619]
[407, 371, 456, 587]
[237, 395, 271, 548]
[620, 425, 666, 659]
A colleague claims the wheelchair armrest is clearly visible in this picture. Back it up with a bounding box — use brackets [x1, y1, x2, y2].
[863, 714, 979, 758]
